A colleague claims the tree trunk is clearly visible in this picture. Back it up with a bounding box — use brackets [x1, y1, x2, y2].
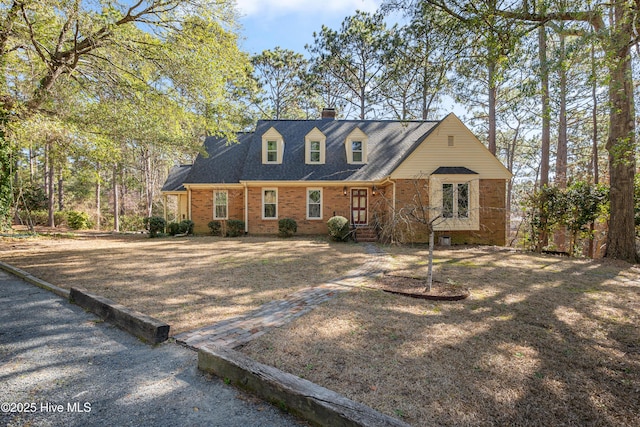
[539, 24, 550, 188]
[47, 147, 54, 227]
[556, 33, 568, 188]
[57, 168, 64, 212]
[487, 61, 497, 155]
[605, 22, 637, 262]
[95, 162, 101, 231]
[113, 165, 120, 232]
[554, 32, 568, 252]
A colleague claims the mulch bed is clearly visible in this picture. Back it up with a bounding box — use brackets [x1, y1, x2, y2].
[372, 274, 470, 301]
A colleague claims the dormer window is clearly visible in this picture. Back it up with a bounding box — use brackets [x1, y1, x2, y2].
[305, 127, 326, 164]
[266, 141, 278, 162]
[345, 127, 368, 164]
[310, 141, 321, 162]
[351, 141, 363, 162]
[262, 127, 284, 164]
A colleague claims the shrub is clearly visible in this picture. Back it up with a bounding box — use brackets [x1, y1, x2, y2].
[178, 219, 194, 235]
[208, 220, 222, 236]
[17, 209, 48, 226]
[54, 211, 68, 227]
[67, 211, 92, 230]
[327, 216, 350, 241]
[168, 222, 180, 236]
[119, 215, 145, 232]
[144, 216, 166, 237]
[278, 218, 297, 237]
[226, 219, 245, 237]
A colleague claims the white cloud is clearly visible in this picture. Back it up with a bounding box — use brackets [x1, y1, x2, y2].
[235, 0, 380, 18]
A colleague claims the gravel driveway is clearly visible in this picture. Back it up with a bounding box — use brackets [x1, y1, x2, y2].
[0, 270, 304, 427]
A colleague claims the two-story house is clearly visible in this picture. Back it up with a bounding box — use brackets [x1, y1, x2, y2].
[161, 109, 512, 245]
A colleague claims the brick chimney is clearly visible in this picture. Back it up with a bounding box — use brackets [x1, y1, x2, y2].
[321, 108, 336, 120]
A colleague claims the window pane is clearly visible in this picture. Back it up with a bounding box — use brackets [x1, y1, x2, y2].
[215, 205, 227, 218]
[264, 190, 276, 203]
[267, 141, 277, 150]
[310, 141, 320, 151]
[267, 141, 277, 162]
[309, 204, 320, 218]
[442, 184, 453, 218]
[309, 190, 320, 203]
[458, 183, 469, 218]
[310, 151, 320, 162]
[264, 204, 276, 218]
[352, 141, 362, 151]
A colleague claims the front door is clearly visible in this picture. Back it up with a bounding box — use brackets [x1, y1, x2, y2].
[351, 189, 367, 225]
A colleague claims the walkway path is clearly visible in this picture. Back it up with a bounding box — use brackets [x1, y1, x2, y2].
[175, 244, 391, 350]
[0, 269, 304, 427]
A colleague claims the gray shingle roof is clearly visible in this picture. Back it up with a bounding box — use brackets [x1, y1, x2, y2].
[432, 166, 478, 175]
[162, 164, 192, 191]
[174, 118, 441, 187]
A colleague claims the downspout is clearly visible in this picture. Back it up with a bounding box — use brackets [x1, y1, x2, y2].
[187, 187, 192, 221]
[243, 182, 248, 234]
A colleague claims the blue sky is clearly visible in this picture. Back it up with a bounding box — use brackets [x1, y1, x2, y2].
[235, 0, 382, 56]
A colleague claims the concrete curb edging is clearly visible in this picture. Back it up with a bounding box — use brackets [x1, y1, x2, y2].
[198, 344, 412, 427]
[0, 261, 70, 299]
[69, 287, 170, 344]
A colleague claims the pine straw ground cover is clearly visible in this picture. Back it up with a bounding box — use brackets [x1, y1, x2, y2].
[241, 246, 640, 427]
[0, 232, 368, 335]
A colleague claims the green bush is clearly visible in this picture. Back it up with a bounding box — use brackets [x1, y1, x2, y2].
[278, 218, 297, 237]
[327, 216, 350, 241]
[208, 220, 222, 236]
[178, 219, 195, 235]
[144, 216, 166, 237]
[54, 211, 68, 227]
[226, 219, 245, 237]
[168, 222, 180, 236]
[67, 211, 92, 230]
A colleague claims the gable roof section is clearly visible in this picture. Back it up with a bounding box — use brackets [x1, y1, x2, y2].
[182, 132, 253, 184]
[432, 166, 478, 175]
[390, 113, 512, 180]
[162, 164, 192, 192]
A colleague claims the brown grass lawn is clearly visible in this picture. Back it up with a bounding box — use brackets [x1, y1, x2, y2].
[0, 232, 368, 335]
[1, 232, 639, 426]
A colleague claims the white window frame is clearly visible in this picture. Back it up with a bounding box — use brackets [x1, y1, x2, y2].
[305, 127, 326, 164]
[262, 127, 284, 164]
[442, 183, 469, 219]
[429, 175, 479, 231]
[306, 188, 322, 220]
[262, 188, 278, 220]
[266, 141, 278, 163]
[345, 127, 368, 164]
[213, 190, 228, 220]
[309, 141, 321, 163]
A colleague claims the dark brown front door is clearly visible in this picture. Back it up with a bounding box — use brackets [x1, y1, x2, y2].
[351, 189, 367, 225]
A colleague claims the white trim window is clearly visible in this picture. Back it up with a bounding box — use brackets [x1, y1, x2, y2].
[262, 189, 278, 219]
[266, 140, 278, 163]
[309, 141, 321, 163]
[307, 188, 322, 220]
[429, 175, 479, 231]
[345, 127, 368, 164]
[305, 127, 326, 164]
[442, 183, 469, 219]
[213, 190, 228, 219]
[351, 141, 363, 163]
